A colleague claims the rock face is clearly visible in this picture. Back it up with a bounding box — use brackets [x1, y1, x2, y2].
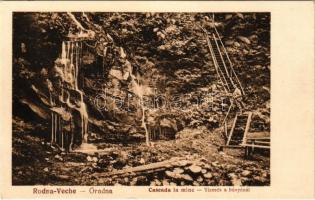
[12, 12, 270, 185]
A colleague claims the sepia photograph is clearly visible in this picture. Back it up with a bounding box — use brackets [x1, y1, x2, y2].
[11, 12, 271, 186]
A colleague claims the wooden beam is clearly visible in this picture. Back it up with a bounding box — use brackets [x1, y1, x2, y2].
[241, 144, 270, 149]
[94, 158, 192, 178]
[252, 141, 270, 145]
[246, 137, 270, 140]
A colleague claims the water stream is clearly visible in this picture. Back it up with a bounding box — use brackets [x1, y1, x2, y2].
[51, 40, 95, 151]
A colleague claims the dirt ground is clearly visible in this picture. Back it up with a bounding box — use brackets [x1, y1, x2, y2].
[12, 118, 270, 186]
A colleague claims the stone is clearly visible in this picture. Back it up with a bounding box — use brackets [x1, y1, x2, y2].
[130, 177, 138, 186]
[98, 179, 106, 184]
[249, 34, 258, 41]
[54, 155, 63, 161]
[237, 36, 251, 44]
[139, 158, 145, 164]
[228, 173, 237, 178]
[86, 156, 93, 162]
[225, 14, 233, 20]
[177, 160, 188, 167]
[92, 157, 98, 162]
[181, 174, 193, 182]
[154, 179, 162, 186]
[56, 175, 70, 180]
[225, 40, 234, 46]
[162, 179, 170, 186]
[189, 165, 202, 174]
[203, 163, 211, 169]
[170, 182, 177, 186]
[201, 169, 207, 174]
[254, 65, 263, 70]
[109, 69, 123, 80]
[236, 13, 244, 19]
[241, 170, 252, 177]
[262, 171, 268, 178]
[219, 151, 225, 155]
[43, 167, 49, 172]
[173, 168, 184, 174]
[124, 177, 129, 183]
[211, 161, 219, 167]
[197, 176, 203, 183]
[165, 171, 175, 178]
[193, 181, 200, 186]
[203, 173, 213, 179]
[234, 42, 241, 47]
[228, 173, 242, 186]
[254, 176, 265, 183]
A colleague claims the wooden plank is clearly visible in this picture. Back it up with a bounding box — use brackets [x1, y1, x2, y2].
[222, 145, 244, 149]
[247, 137, 270, 140]
[94, 158, 190, 178]
[241, 144, 270, 149]
[252, 141, 270, 145]
[226, 114, 238, 145]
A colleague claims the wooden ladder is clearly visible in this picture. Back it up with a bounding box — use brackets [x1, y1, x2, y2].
[201, 24, 245, 96]
[226, 112, 252, 146]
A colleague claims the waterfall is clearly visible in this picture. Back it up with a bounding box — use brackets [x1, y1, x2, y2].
[122, 48, 150, 146]
[51, 40, 91, 151]
[130, 75, 150, 146]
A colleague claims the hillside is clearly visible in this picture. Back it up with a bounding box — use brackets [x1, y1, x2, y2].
[12, 12, 270, 186]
